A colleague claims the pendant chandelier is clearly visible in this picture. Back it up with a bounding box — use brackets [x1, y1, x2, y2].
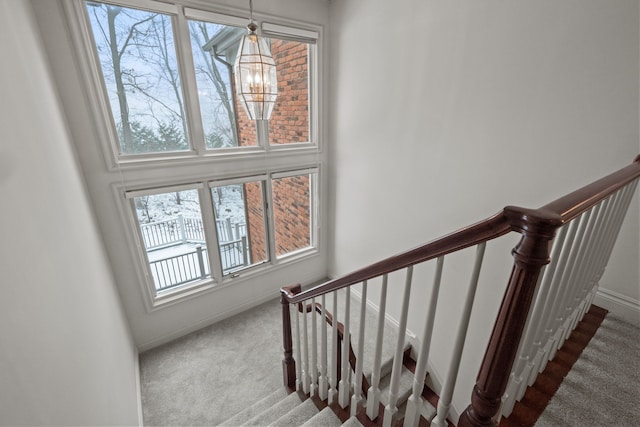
[234, 0, 278, 121]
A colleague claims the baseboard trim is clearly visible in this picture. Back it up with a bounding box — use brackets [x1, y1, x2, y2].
[137, 275, 328, 352]
[349, 287, 418, 341]
[134, 351, 144, 426]
[593, 287, 640, 326]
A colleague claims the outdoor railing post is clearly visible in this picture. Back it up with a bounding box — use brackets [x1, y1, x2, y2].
[458, 207, 562, 427]
[241, 236, 249, 266]
[281, 284, 301, 390]
[178, 214, 187, 243]
[195, 245, 206, 279]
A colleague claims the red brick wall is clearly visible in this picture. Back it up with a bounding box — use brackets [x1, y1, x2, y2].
[235, 39, 308, 147]
[242, 181, 267, 263]
[269, 39, 309, 144]
[237, 38, 311, 260]
[272, 174, 311, 256]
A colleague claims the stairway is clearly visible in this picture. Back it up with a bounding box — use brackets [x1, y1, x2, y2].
[219, 288, 439, 426]
[218, 348, 437, 426]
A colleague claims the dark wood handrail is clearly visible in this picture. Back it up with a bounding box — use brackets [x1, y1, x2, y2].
[540, 154, 640, 222]
[282, 156, 640, 306]
[282, 155, 640, 426]
[458, 155, 640, 427]
[283, 212, 512, 304]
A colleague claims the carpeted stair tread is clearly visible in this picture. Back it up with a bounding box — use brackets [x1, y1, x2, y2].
[333, 289, 407, 379]
[242, 392, 306, 426]
[269, 398, 320, 426]
[378, 363, 415, 408]
[301, 407, 343, 427]
[341, 415, 365, 426]
[221, 388, 288, 426]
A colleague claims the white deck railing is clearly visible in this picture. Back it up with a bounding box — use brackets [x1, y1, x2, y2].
[141, 215, 249, 290]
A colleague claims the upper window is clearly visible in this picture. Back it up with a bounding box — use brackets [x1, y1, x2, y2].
[84, 0, 316, 160]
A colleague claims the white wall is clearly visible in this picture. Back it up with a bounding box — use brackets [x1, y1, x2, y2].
[0, 1, 140, 425]
[329, 0, 639, 416]
[32, 0, 331, 350]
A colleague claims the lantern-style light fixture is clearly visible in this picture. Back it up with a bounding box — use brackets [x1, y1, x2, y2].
[234, 0, 277, 120]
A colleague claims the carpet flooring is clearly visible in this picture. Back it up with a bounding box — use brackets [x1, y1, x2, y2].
[139, 298, 639, 426]
[535, 313, 640, 427]
[139, 298, 285, 426]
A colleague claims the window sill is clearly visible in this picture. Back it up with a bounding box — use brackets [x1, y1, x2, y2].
[146, 247, 321, 312]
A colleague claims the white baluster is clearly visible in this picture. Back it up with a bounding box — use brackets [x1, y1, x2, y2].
[530, 219, 580, 383]
[294, 303, 302, 391]
[577, 196, 618, 322]
[499, 270, 545, 420]
[559, 207, 599, 344]
[319, 294, 328, 400]
[431, 243, 486, 427]
[383, 266, 413, 427]
[540, 213, 586, 364]
[339, 287, 351, 408]
[366, 274, 388, 420]
[569, 200, 608, 331]
[302, 299, 310, 394]
[329, 291, 339, 404]
[592, 184, 636, 292]
[311, 297, 318, 396]
[506, 226, 569, 410]
[351, 281, 368, 416]
[404, 257, 444, 427]
[601, 182, 637, 268]
[553, 210, 592, 351]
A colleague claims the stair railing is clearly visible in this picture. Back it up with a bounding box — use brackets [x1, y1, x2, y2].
[281, 155, 640, 427]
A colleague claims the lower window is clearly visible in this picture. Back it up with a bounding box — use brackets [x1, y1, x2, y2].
[211, 179, 269, 276]
[126, 169, 318, 300]
[132, 188, 209, 293]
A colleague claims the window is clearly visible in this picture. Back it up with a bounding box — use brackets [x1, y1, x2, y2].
[131, 188, 209, 292]
[126, 170, 318, 297]
[211, 178, 268, 275]
[272, 171, 315, 257]
[74, 0, 322, 306]
[84, 0, 315, 159]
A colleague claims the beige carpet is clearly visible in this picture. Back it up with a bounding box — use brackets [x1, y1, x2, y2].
[535, 314, 640, 426]
[139, 298, 284, 426]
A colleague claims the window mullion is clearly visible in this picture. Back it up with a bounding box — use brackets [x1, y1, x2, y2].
[265, 176, 278, 265]
[199, 185, 224, 282]
[257, 119, 270, 151]
[175, 8, 207, 155]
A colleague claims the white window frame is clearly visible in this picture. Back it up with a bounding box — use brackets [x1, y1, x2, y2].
[119, 166, 320, 307]
[72, 0, 320, 169]
[67, 0, 324, 310]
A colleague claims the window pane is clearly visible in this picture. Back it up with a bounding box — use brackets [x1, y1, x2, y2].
[133, 190, 209, 292]
[188, 19, 258, 148]
[272, 173, 314, 257]
[269, 40, 310, 145]
[211, 182, 267, 274]
[86, 1, 190, 154]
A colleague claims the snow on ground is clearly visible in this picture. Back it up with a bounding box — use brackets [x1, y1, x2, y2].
[134, 186, 246, 225]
